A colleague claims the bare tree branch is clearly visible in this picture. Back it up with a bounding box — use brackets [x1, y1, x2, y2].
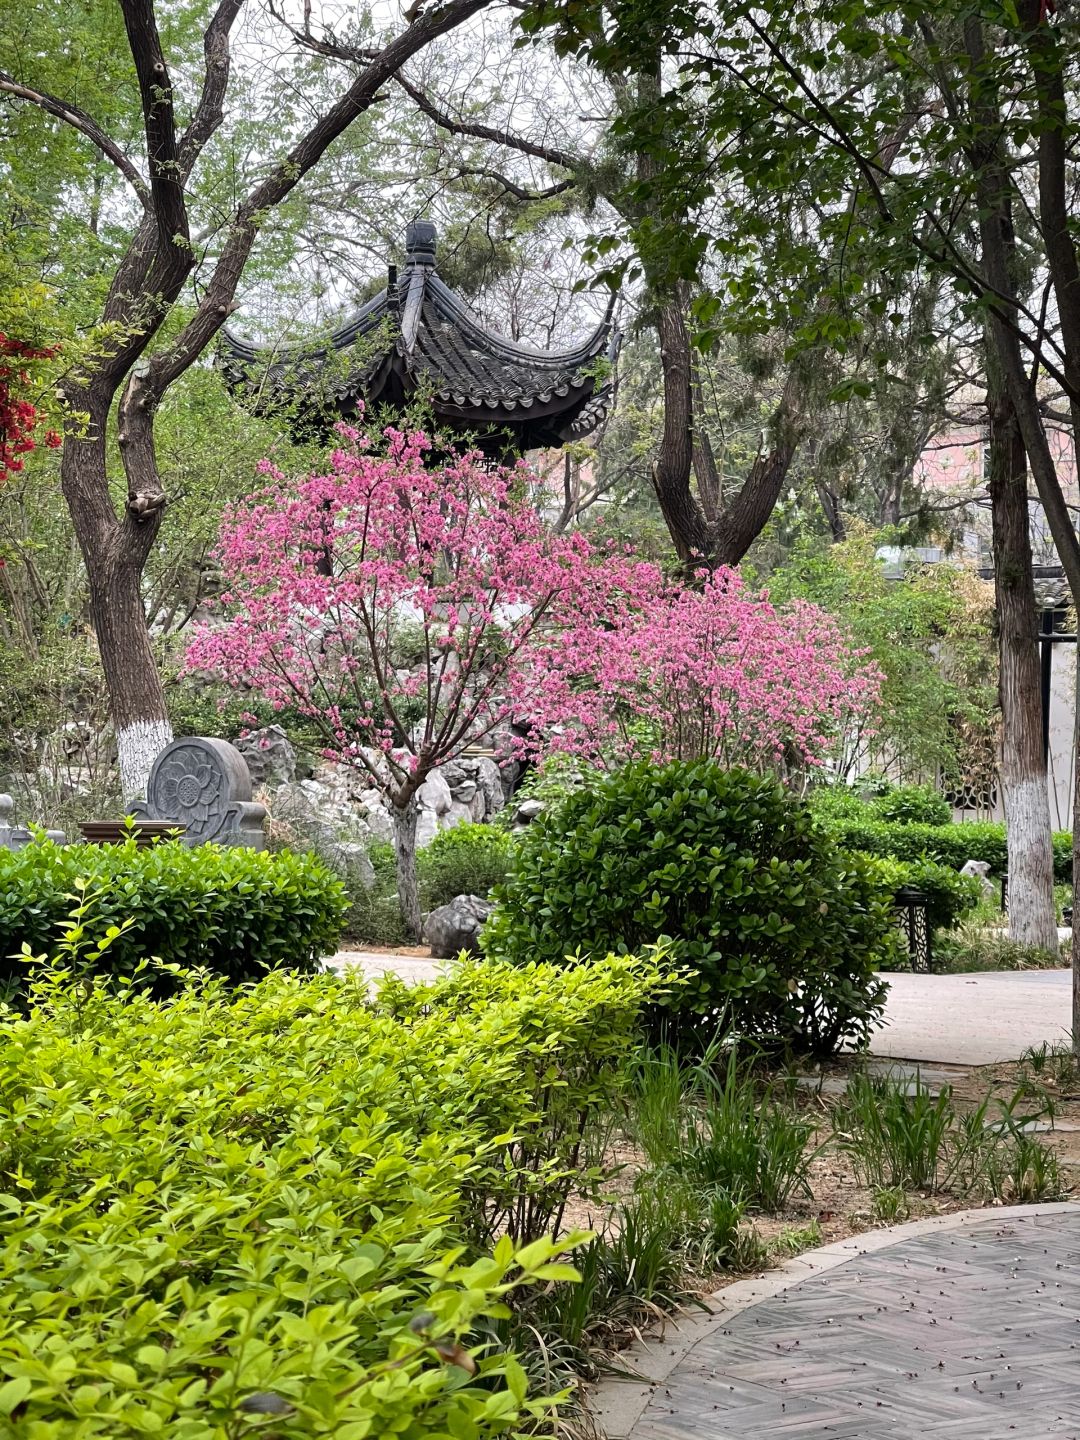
[457, 166, 576, 200]
[0, 70, 150, 206]
[392, 68, 583, 171]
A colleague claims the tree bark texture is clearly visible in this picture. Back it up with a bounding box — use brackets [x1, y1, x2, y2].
[987, 362, 1058, 951]
[650, 298, 805, 571]
[963, 15, 1080, 1042]
[394, 795, 423, 941]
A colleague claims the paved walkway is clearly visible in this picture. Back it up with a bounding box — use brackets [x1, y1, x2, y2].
[871, 969, 1071, 1065]
[593, 1205, 1080, 1440]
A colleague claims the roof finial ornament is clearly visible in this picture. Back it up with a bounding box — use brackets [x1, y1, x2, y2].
[405, 219, 437, 268]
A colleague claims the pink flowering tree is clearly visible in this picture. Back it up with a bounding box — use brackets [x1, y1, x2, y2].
[528, 567, 882, 776]
[187, 424, 880, 938]
[185, 424, 635, 937]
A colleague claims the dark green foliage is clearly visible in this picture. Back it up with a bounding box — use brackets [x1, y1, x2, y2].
[418, 823, 516, 909]
[862, 855, 981, 936]
[0, 952, 664, 1433]
[870, 784, 951, 827]
[484, 761, 897, 1056]
[821, 816, 1072, 883]
[0, 838, 346, 990]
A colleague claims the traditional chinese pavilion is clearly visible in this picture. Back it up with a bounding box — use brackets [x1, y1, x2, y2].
[221, 220, 615, 456]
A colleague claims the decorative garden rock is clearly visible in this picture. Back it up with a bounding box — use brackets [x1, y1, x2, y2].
[960, 858, 996, 902]
[422, 893, 493, 958]
[133, 737, 267, 848]
[234, 725, 297, 786]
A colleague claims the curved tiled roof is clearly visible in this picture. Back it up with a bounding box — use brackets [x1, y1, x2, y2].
[220, 221, 616, 452]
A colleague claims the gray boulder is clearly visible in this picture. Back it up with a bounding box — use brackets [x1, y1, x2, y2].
[423, 893, 493, 958]
[235, 725, 296, 786]
[960, 858, 997, 902]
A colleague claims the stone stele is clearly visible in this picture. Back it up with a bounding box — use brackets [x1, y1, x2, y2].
[133, 737, 267, 848]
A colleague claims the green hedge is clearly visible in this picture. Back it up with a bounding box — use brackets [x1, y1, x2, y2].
[862, 855, 982, 935]
[0, 952, 664, 1434]
[0, 838, 346, 990]
[484, 761, 898, 1057]
[822, 817, 1072, 883]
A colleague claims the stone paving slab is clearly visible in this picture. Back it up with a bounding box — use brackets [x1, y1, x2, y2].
[591, 1205, 1080, 1440]
[325, 950, 441, 985]
[869, 970, 1072, 1065]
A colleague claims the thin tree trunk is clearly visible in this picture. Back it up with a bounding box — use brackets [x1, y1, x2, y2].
[394, 794, 422, 940]
[964, 13, 1080, 1045]
[987, 354, 1057, 951]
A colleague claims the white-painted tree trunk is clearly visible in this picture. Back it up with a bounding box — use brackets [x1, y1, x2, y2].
[118, 718, 173, 804]
[1003, 775, 1058, 950]
[988, 352, 1059, 953]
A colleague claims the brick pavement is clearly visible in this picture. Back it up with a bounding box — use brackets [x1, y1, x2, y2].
[625, 1209, 1080, 1440]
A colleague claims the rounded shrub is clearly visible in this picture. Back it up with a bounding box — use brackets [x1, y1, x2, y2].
[861, 855, 982, 938]
[484, 761, 897, 1056]
[419, 823, 516, 909]
[870, 783, 951, 827]
[0, 837, 347, 991]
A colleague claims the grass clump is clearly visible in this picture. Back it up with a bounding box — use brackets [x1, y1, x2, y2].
[833, 1070, 1064, 1202]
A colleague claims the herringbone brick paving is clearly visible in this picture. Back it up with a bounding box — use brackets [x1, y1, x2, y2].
[632, 1213, 1080, 1439]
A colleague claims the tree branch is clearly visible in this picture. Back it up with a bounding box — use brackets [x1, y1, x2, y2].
[392, 69, 583, 171]
[144, 0, 491, 398]
[0, 70, 150, 206]
[119, 0, 189, 248]
[457, 165, 575, 201]
[179, 0, 247, 178]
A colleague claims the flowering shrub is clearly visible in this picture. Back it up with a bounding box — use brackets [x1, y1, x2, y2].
[187, 423, 879, 931]
[533, 566, 882, 774]
[0, 332, 61, 475]
[484, 760, 897, 1055]
[185, 424, 629, 934]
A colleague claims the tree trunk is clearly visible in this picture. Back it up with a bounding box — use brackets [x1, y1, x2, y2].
[61, 417, 173, 802]
[89, 557, 173, 802]
[987, 359, 1058, 951]
[394, 795, 423, 941]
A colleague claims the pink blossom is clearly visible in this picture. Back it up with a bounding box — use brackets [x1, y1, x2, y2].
[185, 426, 880, 811]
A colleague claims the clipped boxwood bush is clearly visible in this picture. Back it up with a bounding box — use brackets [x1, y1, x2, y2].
[0, 952, 664, 1433]
[822, 816, 1072, 883]
[484, 760, 898, 1056]
[0, 837, 346, 989]
[418, 823, 516, 909]
[808, 780, 951, 827]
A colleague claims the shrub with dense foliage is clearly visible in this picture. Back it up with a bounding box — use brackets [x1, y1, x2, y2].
[808, 781, 951, 828]
[862, 855, 982, 938]
[0, 951, 667, 1434]
[0, 838, 346, 991]
[484, 761, 898, 1055]
[819, 815, 1072, 883]
[418, 823, 517, 909]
